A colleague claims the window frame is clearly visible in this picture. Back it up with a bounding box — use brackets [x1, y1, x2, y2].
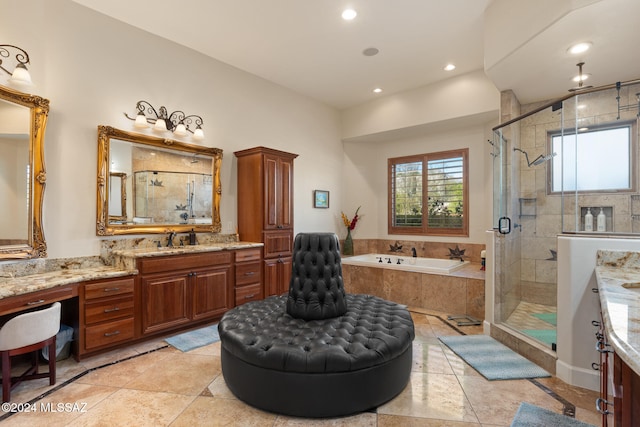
[388, 148, 469, 237]
[547, 120, 637, 195]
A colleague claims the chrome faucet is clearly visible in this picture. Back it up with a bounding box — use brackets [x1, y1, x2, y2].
[167, 232, 176, 247]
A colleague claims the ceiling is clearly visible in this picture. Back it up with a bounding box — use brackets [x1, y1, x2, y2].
[72, 0, 640, 110]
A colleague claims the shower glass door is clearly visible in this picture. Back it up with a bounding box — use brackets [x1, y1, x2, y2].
[493, 104, 559, 350]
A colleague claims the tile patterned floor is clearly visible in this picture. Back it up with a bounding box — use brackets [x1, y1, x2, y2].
[0, 309, 599, 427]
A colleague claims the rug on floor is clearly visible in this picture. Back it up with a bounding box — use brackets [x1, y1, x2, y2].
[438, 335, 550, 380]
[532, 312, 557, 326]
[165, 324, 220, 352]
[510, 402, 596, 427]
[523, 329, 556, 346]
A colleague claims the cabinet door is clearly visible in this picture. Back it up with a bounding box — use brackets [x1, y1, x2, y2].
[141, 275, 190, 334]
[264, 154, 294, 230]
[264, 256, 292, 297]
[192, 267, 232, 321]
[278, 157, 294, 229]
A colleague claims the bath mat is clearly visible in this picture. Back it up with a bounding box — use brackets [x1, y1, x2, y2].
[510, 402, 596, 427]
[165, 324, 220, 352]
[532, 312, 557, 326]
[522, 329, 556, 346]
[438, 335, 550, 380]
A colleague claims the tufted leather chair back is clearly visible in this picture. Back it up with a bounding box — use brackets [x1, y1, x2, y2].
[286, 233, 348, 320]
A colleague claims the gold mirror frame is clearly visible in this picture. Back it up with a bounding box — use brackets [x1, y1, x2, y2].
[108, 172, 127, 222]
[0, 85, 49, 259]
[96, 125, 222, 235]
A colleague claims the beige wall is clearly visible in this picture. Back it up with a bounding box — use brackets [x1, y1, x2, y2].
[0, 0, 344, 259]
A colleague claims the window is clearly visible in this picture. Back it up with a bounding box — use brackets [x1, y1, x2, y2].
[550, 122, 634, 193]
[388, 149, 468, 236]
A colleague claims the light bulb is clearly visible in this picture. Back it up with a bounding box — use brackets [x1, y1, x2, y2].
[174, 123, 187, 136]
[193, 127, 204, 141]
[153, 119, 167, 132]
[134, 113, 148, 128]
[8, 63, 34, 90]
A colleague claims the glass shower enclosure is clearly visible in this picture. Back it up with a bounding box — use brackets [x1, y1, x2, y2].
[492, 80, 640, 350]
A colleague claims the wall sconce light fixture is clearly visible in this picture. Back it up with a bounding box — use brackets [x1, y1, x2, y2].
[124, 100, 204, 141]
[0, 44, 34, 90]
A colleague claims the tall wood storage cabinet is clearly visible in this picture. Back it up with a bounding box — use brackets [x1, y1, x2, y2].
[235, 147, 298, 297]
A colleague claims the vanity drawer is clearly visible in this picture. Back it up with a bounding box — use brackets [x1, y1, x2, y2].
[138, 252, 232, 274]
[235, 262, 261, 286]
[235, 283, 262, 306]
[235, 248, 261, 262]
[84, 317, 135, 350]
[84, 278, 134, 300]
[84, 296, 134, 325]
[0, 285, 77, 316]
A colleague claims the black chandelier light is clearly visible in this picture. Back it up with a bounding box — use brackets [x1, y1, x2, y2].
[124, 100, 204, 141]
[0, 44, 34, 89]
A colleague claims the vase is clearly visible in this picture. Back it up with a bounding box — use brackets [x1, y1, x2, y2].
[343, 229, 354, 256]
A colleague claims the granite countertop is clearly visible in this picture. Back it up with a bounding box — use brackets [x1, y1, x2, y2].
[595, 250, 640, 376]
[0, 241, 264, 300]
[111, 241, 263, 258]
[0, 265, 135, 299]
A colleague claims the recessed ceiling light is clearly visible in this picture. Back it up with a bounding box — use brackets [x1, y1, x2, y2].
[444, 64, 456, 71]
[373, 88, 382, 93]
[362, 47, 379, 57]
[567, 42, 592, 55]
[342, 9, 357, 20]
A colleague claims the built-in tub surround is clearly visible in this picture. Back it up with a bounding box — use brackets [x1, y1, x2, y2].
[342, 258, 484, 320]
[345, 238, 486, 262]
[342, 253, 469, 274]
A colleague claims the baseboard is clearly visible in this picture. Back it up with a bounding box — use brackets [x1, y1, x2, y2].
[556, 360, 599, 392]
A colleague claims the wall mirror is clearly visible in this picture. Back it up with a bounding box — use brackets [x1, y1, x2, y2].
[0, 84, 49, 259]
[97, 125, 222, 235]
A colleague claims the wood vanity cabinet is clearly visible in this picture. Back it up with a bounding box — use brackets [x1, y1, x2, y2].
[234, 248, 263, 305]
[137, 251, 233, 335]
[235, 147, 298, 297]
[79, 276, 135, 357]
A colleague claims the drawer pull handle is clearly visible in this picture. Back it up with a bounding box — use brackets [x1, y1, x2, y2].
[244, 294, 256, 299]
[26, 299, 46, 306]
[104, 307, 120, 313]
[595, 342, 613, 354]
[592, 362, 600, 371]
[244, 272, 255, 276]
[592, 320, 600, 327]
[595, 397, 611, 415]
[103, 287, 120, 292]
[104, 330, 121, 337]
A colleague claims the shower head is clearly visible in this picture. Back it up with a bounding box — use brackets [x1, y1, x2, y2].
[513, 148, 556, 167]
[530, 153, 556, 166]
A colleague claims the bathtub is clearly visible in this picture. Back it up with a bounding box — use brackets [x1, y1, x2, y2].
[342, 253, 468, 275]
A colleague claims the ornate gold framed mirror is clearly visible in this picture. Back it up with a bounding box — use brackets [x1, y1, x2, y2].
[0, 84, 49, 259]
[96, 125, 222, 235]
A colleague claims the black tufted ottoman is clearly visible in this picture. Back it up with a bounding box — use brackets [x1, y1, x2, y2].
[218, 293, 415, 418]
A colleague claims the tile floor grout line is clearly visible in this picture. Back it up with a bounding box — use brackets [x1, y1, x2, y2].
[0, 344, 170, 422]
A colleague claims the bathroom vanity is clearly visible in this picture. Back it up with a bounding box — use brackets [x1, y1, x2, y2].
[594, 250, 640, 427]
[0, 242, 263, 360]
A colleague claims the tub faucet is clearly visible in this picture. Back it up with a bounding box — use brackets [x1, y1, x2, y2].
[167, 232, 176, 247]
[376, 256, 383, 263]
[411, 247, 417, 257]
[397, 258, 404, 264]
[385, 257, 391, 264]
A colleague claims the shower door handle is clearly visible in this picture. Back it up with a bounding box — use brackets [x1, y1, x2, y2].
[498, 217, 511, 234]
